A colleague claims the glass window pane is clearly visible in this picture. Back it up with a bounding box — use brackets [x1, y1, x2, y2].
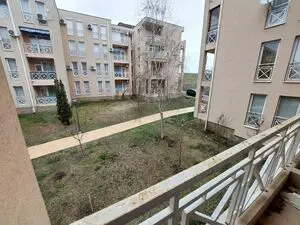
[36, 2, 45, 16]
[76, 22, 83, 37]
[20, 0, 30, 12]
[260, 41, 279, 64]
[209, 6, 220, 31]
[293, 38, 300, 63]
[250, 95, 266, 114]
[277, 97, 300, 119]
[66, 19, 74, 35]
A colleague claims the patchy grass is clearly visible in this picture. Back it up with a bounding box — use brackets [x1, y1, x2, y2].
[183, 73, 198, 91]
[32, 113, 238, 225]
[20, 97, 194, 146]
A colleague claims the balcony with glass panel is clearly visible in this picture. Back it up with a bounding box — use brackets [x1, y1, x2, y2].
[28, 59, 56, 86]
[114, 66, 130, 80]
[113, 48, 129, 64]
[34, 86, 56, 105]
[112, 31, 130, 47]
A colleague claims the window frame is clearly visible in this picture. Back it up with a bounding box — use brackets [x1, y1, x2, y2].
[285, 37, 300, 82]
[244, 94, 267, 129]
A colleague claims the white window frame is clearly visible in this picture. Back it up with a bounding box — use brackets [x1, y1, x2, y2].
[105, 81, 110, 93]
[6, 58, 19, 79]
[92, 24, 99, 39]
[286, 37, 300, 81]
[93, 43, 101, 58]
[66, 19, 74, 36]
[83, 81, 90, 95]
[244, 94, 267, 129]
[81, 62, 87, 76]
[98, 81, 103, 95]
[78, 41, 85, 57]
[273, 96, 300, 126]
[100, 25, 107, 40]
[96, 63, 102, 76]
[266, 0, 289, 28]
[36, 1, 46, 18]
[76, 21, 84, 37]
[72, 62, 79, 76]
[20, 0, 32, 23]
[68, 40, 77, 56]
[74, 81, 81, 95]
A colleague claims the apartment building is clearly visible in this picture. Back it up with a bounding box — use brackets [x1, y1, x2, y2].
[0, 0, 70, 113]
[59, 10, 133, 99]
[195, 0, 300, 139]
[131, 17, 185, 98]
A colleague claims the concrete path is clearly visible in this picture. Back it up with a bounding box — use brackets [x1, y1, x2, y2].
[28, 107, 194, 159]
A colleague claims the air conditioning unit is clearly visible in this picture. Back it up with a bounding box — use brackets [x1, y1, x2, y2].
[109, 48, 113, 52]
[87, 24, 93, 30]
[90, 66, 96, 71]
[37, 13, 43, 20]
[8, 30, 20, 38]
[39, 19, 47, 24]
[59, 18, 66, 25]
[66, 65, 72, 70]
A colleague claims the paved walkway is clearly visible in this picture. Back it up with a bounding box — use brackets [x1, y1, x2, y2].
[28, 107, 194, 159]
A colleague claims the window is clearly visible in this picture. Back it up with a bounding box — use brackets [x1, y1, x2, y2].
[92, 24, 99, 39]
[114, 48, 125, 61]
[287, 37, 300, 81]
[96, 63, 101, 76]
[105, 81, 110, 93]
[104, 63, 109, 76]
[0, 27, 11, 50]
[76, 22, 84, 37]
[72, 62, 79, 76]
[83, 81, 90, 94]
[266, 0, 289, 28]
[20, 0, 31, 22]
[98, 81, 103, 94]
[66, 19, 74, 35]
[14, 86, 25, 105]
[207, 6, 220, 43]
[274, 96, 300, 125]
[6, 58, 18, 79]
[245, 94, 266, 128]
[0, 0, 9, 19]
[78, 42, 85, 57]
[75, 81, 81, 95]
[103, 45, 109, 60]
[81, 62, 87, 76]
[36, 1, 46, 17]
[93, 43, 101, 58]
[255, 40, 280, 81]
[68, 40, 77, 56]
[100, 25, 107, 40]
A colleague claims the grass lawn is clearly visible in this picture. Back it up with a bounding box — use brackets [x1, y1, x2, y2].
[19, 97, 194, 146]
[32, 113, 237, 225]
[183, 73, 198, 91]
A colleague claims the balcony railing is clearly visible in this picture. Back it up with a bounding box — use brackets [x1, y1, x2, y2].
[113, 37, 129, 45]
[266, 2, 289, 28]
[245, 111, 263, 129]
[24, 43, 53, 54]
[16, 96, 25, 105]
[149, 51, 167, 60]
[114, 54, 127, 61]
[1, 39, 12, 50]
[256, 63, 274, 80]
[204, 70, 212, 81]
[287, 62, 300, 81]
[207, 28, 218, 43]
[30, 71, 56, 80]
[115, 72, 129, 78]
[273, 116, 288, 126]
[9, 70, 19, 79]
[71, 114, 300, 225]
[22, 11, 32, 22]
[36, 96, 56, 105]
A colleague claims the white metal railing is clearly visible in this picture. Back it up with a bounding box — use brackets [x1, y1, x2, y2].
[273, 116, 288, 126]
[115, 71, 129, 78]
[113, 37, 129, 45]
[9, 70, 19, 79]
[1, 39, 12, 50]
[287, 62, 300, 81]
[245, 112, 263, 129]
[266, 2, 289, 28]
[256, 63, 274, 80]
[16, 96, 25, 105]
[70, 114, 300, 225]
[30, 71, 56, 80]
[36, 96, 56, 105]
[207, 28, 218, 43]
[24, 43, 53, 54]
[22, 11, 32, 22]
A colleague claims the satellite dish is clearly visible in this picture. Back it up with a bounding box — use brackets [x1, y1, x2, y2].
[260, 0, 273, 4]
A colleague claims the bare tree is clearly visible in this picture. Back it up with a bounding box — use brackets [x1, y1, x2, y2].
[133, 0, 185, 139]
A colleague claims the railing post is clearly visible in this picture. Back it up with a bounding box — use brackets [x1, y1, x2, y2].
[237, 148, 256, 216]
[287, 125, 300, 165]
[168, 193, 180, 225]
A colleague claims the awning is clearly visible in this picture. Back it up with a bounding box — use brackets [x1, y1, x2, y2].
[19, 26, 50, 35]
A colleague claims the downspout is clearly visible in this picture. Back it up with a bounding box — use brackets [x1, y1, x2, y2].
[7, 0, 36, 113]
[204, 0, 224, 131]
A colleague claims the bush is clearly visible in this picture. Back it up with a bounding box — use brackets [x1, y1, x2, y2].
[54, 79, 72, 125]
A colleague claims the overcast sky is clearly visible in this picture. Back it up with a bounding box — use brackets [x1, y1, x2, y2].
[56, 0, 205, 73]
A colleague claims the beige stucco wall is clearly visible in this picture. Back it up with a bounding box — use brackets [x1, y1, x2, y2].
[0, 60, 51, 225]
[197, 0, 300, 138]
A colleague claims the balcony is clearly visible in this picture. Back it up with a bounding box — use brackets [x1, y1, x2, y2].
[36, 96, 56, 105]
[266, 2, 289, 28]
[23, 43, 53, 58]
[115, 71, 130, 80]
[149, 51, 167, 62]
[113, 54, 129, 64]
[30, 71, 56, 86]
[255, 63, 274, 81]
[112, 37, 130, 47]
[287, 62, 300, 81]
[71, 114, 300, 225]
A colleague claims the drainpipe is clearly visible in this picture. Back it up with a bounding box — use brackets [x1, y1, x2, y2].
[7, 0, 36, 113]
[204, 0, 224, 131]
